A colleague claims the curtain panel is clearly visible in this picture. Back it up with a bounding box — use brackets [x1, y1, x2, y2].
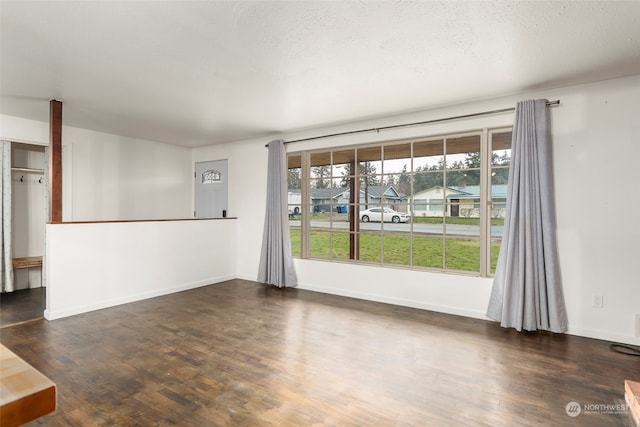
[486, 99, 568, 333]
[257, 140, 298, 288]
[1, 141, 14, 292]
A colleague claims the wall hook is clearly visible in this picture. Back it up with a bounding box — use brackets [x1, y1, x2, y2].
[39, 177, 43, 183]
[20, 175, 24, 182]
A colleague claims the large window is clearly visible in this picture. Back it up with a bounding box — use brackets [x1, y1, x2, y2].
[288, 128, 511, 277]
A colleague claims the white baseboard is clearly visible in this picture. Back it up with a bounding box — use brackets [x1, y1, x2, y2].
[297, 281, 488, 320]
[297, 282, 640, 346]
[566, 326, 640, 346]
[44, 274, 235, 321]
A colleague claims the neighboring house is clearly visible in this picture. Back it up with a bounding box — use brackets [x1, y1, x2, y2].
[287, 188, 347, 214]
[409, 185, 508, 218]
[340, 185, 408, 212]
[288, 185, 408, 213]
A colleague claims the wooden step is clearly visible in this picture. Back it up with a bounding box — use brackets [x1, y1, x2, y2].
[626, 380, 640, 427]
[0, 343, 56, 426]
[12, 257, 43, 269]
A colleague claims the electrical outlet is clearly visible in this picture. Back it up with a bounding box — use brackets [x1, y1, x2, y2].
[635, 314, 640, 338]
[592, 295, 603, 308]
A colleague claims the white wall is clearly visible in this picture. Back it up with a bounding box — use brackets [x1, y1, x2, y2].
[65, 126, 192, 221]
[0, 115, 49, 145]
[11, 144, 46, 258]
[45, 219, 237, 320]
[1, 114, 193, 221]
[194, 75, 640, 345]
[193, 138, 269, 280]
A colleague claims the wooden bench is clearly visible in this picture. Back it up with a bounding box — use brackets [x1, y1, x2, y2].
[12, 257, 43, 270]
[0, 343, 56, 426]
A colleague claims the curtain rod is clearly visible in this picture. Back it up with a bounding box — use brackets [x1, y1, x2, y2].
[268, 99, 560, 147]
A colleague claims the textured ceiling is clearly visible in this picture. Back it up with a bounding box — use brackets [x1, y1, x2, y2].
[1, 1, 640, 147]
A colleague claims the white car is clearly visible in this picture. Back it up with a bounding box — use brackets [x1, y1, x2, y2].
[361, 207, 411, 223]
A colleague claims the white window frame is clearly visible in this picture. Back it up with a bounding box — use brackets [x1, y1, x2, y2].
[288, 126, 512, 278]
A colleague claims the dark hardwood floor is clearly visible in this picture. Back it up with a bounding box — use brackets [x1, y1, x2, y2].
[0, 279, 637, 426]
[0, 287, 46, 328]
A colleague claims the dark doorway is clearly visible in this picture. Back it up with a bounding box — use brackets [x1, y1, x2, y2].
[450, 199, 460, 217]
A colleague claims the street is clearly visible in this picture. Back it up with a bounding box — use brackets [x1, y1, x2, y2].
[289, 220, 503, 238]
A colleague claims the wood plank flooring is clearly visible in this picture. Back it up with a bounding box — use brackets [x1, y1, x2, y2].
[0, 279, 637, 426]
[0, 287, 46, 328]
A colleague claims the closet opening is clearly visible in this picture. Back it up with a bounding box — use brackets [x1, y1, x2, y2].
[0, 142, 46, 327]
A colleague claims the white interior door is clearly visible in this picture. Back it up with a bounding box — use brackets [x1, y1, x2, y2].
[195, 160, 228, 218]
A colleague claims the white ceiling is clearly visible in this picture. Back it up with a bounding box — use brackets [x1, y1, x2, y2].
[1, 1, 640, 147]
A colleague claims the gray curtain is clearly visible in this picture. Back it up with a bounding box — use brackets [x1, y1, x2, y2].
[1, 141, 14, 292]
[486, 99, 568, 333]
[257, 139, 298, 288]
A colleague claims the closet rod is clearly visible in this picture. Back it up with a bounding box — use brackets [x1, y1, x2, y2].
[267, 99, 560, 147]
[11, 167, 45, 174]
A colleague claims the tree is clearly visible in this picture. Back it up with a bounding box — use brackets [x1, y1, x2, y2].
[396, 164, 411, 196]
[287, 168, 301, 190]
[312, 165, 331, 189]
[339, 162, 380, 187]
[413, 160, 444, 193]
[491, 151, 511, 185]
[359, 162, 380, 209]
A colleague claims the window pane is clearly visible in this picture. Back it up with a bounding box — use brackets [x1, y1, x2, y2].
[360, 208, 384, 230]
[358, 147, 382, 182]
[387, 201, 410, 219]
[445, 236, 480, 272]
[491, 132, 511, 182]
[445, 135, 481, 193]
[446, 134, 481, 155]
[330, 232, 351, 260]
[288, 203, 301, 216]
[413, 139, 444, 172]
[490, 130, 512, 274]
[290, 226, 301, 257]
[288, 154, 301, 169]
[383, 143, 411, 174]
[310, 152, 331, 167]
[310, 173, 330, 189]
[492, 131, 512, 151]
[327, 183, 349, 210]
[359, 232, 382, 263]
[490, 238, 502, 274]
[332, 149, 356, 178]
[412, 234, 444, 268]
[360, 175, 382, 208]
[443, 213, 480, 272]
[311, 205, 331, 218]
[309, 230, 331, 258]
[288, 154, 303, 257]
[332, 176, 354, 192]
[413, 171, 443, 195]
[383, 173, 411, 201]
[383, 234, 411, 266]
[491, 173, 509, 216]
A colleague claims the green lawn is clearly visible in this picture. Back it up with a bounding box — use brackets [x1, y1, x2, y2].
[290, 228, 501, 272]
